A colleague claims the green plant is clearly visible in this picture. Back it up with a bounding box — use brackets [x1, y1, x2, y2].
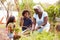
[20, 31, 59, 40]
[14, 27, 20, 33]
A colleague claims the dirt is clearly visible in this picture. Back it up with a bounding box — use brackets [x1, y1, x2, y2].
[0, 28, 10, 40]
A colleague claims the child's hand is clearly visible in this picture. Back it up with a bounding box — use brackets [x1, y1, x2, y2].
[32, 28, 35, 31]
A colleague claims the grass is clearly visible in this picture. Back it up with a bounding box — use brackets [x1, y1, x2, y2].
[0, 24, 6, 28]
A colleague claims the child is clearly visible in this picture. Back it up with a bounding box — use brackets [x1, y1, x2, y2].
[6, 16, 15, 27]
[6, 16, 16, 40]
[7, 23, 14, 40]
[20, 10, 32, 31]
[56, 24, 60, 32]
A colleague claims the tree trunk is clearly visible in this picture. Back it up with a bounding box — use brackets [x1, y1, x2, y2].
[0, 1, 9, 20]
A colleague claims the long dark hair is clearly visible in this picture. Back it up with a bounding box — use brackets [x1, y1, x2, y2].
[6, 16, 15, 27]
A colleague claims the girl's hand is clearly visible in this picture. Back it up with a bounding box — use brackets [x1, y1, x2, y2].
[32, 28, 35, 31]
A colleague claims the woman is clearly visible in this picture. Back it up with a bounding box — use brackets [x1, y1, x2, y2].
[33, 5, 50, 32]
[20, 10, 32, 31]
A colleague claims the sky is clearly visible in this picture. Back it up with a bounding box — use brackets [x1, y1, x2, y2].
[33, 0, 58, 4]
[19, 0, 58, 4]
[3, 0, 59, 4]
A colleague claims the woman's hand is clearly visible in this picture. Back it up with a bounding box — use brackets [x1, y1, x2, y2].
[35, 26, 41, 30]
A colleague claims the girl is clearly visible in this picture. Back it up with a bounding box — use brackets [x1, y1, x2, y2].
[6, 16, 16, 40]
[20, 10, 32, 31]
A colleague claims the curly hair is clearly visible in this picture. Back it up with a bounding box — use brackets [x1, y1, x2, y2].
[22, 10, 30, 16]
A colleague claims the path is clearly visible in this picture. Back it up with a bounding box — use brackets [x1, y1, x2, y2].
[0, 28, 10, 40]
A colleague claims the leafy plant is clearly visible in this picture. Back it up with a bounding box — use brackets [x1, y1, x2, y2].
[20, 31, 60, 40]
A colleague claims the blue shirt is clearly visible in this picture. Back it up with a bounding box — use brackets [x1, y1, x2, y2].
[22, 18, 32, 31]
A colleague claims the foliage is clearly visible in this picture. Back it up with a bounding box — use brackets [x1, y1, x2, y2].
[44, 5, 60, 21]
[45, 5, 55, 17]
[14, 27, 20, 33]
[20, 31, 60, 40]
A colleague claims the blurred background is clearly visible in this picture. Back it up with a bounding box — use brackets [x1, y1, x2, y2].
[0, 0, 60, 23]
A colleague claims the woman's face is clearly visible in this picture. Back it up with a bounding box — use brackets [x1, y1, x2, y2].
[34, 9, 42, 14]
[34, 9, 39, 14]
[24, 12, 29, 18]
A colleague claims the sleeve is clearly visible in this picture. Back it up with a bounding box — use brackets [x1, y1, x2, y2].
[43, 12, 48, 17]
[33, 13, 37, 19]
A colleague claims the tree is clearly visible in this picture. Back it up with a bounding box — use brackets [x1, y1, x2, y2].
[19, 0, 35, 16]
[56, 0, 60, 17]
[0, 0, 11, 20]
